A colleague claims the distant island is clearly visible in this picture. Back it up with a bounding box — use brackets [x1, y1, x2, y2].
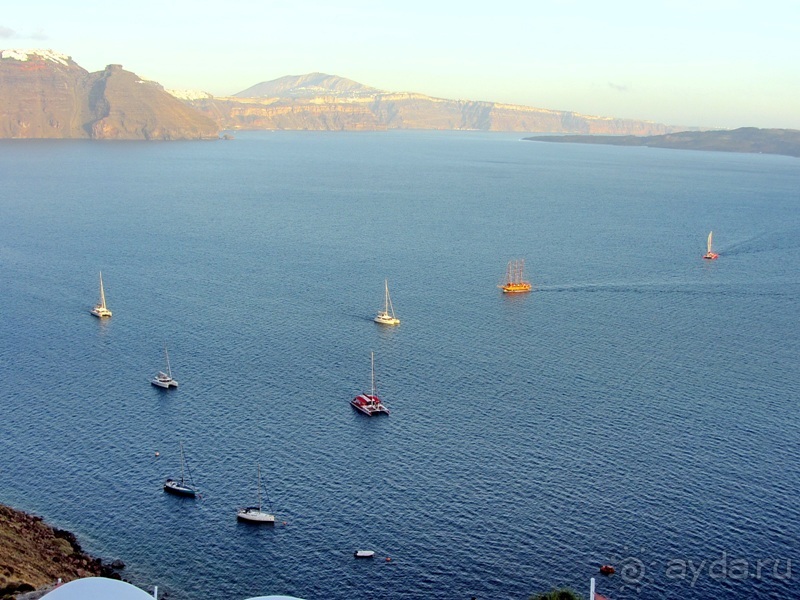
[524, 127, 800, 158]
[3, 49, 798, 150]
[2, 49, 687, 140]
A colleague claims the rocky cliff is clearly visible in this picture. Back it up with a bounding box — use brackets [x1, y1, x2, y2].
[0, 504, 124, 598]
[0, 50, 218, 140]
[184, 73, 686, 135]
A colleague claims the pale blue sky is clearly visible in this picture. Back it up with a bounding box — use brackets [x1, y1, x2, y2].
[2, 0, 799, 129]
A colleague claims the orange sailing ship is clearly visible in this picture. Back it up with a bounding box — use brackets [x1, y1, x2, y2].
[499, 259, 532, 293]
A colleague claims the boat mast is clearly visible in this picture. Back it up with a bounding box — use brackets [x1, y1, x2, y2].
[99, 272, 106, 308]
[384, 279, 390, 315]
[370, 351, 376, 397]
[257, 463, 262, 511]
[164, 344, 172, 378]
[179, 442, 186, 485]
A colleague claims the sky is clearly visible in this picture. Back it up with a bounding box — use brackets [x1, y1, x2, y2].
[2, 0, 799, 129]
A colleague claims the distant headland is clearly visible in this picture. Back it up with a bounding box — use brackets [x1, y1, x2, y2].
[524, 127, 800, 158]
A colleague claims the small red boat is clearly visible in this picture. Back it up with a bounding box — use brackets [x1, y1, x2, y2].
[703, 231, 719, 260]
[600, 565, 615, 575]
[350, 352, 390, 416]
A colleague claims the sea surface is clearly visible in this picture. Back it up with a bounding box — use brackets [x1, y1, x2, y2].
[1, 131, 798, 600]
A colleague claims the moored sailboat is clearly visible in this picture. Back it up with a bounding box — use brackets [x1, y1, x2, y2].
[374, 279, 400, 325]
[499, 259, 532, 293]
[152, 344, 178, 388]
[350, 351, 390, 416]
[90, 271, 112, 317]
[164, 442, 198, 497]
[237, 463, 275, 524]
[703, 231, 719, 260]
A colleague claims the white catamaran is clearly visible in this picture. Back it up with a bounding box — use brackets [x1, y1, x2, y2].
[374, 279, 400, 325]
[90, 271, 112, 318]
[152, 344, 178, 388]
[237, 463, 275, 524]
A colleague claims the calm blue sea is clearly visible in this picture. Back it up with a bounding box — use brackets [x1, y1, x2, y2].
[1, 131, 798, 600]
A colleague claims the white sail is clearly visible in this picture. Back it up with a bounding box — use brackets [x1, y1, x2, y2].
[99, 272, 107, 308]
[91, 271, 112, 317]
[707, 231, 713, 254]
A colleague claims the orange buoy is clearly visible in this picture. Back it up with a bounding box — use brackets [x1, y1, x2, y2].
[385, 557, 391, 562]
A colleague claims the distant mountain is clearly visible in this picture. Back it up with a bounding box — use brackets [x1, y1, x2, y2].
[183, 72, 688, 136]
[524, 128, 800, 158]
[235, 72, 380, 99]
[0, 49, 218, 140]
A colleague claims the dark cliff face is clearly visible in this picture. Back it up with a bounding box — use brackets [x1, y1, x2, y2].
[85, 64, 219, 140]
[0, 50, 219, 140]
[0, 51, 89, 138]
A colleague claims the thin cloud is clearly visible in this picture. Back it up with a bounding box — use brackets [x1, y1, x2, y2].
[608, 82, 629, 92]
[0, 26, 48, 40]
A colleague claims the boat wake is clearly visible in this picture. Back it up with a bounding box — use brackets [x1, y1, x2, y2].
[721, 230, 800, 256]
[538, 282, 795, 298]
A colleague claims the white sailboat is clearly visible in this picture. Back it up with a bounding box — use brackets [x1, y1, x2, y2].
[90, 271, 112, 317]
[237, 463, 275, 524]
[152, 344, 178, 388]
[703, 231, 719, 260]
[164, 442, 198, 497]
[374, 279, 400, 325]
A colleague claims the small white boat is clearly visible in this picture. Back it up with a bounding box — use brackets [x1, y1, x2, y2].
[90, 271, 112, 318]
[237, 463, 275, 524]
[354, 550, 375, 558]
[152, 344, 178, 388]
[374, 279, 400, 325]
[164, 442, 198, 498]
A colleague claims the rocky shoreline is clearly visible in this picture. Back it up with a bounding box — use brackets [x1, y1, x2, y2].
[0, 504, 125, 599]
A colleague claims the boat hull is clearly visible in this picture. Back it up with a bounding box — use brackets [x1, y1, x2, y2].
[350, 394, 390, 416]
[703, 252, 719, 260]
[237, 508, 275, 524]
[500, 283, 532, 293]
[151, 376, 178, 388]
[164, 480, 197, 497]
[90, 306, 112, 318]
[374, 313, 400, 325]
